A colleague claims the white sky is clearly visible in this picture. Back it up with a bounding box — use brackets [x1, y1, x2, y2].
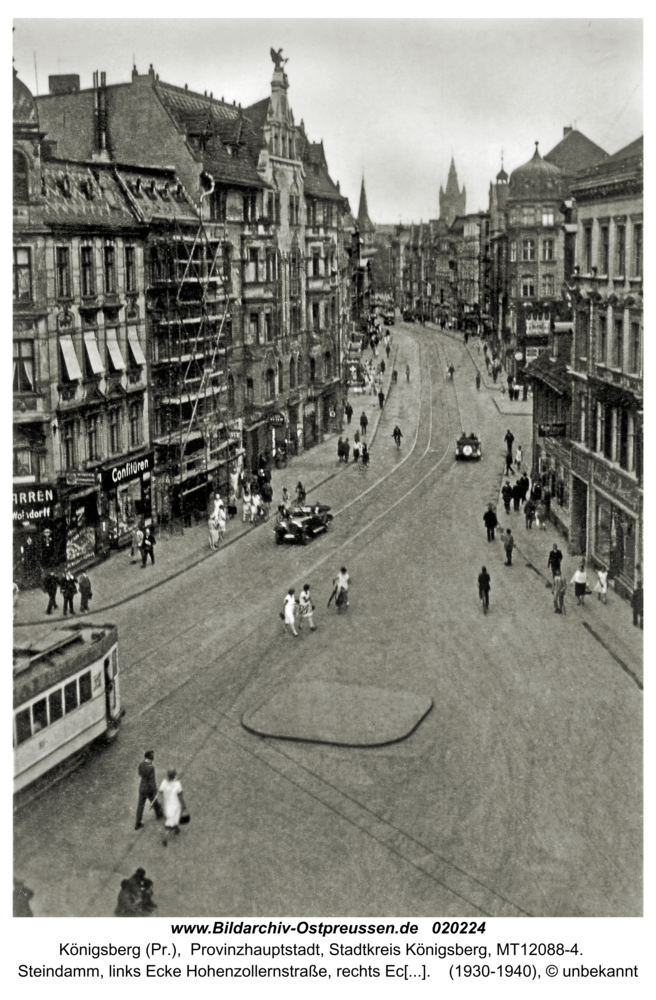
[13, 16, 643, 223]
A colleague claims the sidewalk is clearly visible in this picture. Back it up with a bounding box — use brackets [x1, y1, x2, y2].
[464, 338, 533, 415]
[14, 335, 408, 628]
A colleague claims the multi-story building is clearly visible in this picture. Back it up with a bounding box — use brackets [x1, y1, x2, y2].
[528, 136, 643, 600]
[36, 59, 350, 484]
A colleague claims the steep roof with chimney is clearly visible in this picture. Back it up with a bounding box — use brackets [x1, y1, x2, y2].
[544, 127, 608, 178]
[357, 175, 375, 234]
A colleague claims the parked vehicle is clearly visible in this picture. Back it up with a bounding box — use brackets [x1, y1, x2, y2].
[402, 310, 415, 323]
[455, 433, 482, 461]
[274, 504, 333, 545]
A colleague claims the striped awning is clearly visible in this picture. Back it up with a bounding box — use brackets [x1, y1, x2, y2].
[59, 336, 82, 381]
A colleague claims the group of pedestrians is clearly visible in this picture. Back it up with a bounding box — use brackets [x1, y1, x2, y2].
[337, 432, 370, 467]
[130, 525, 157, 567]
[42, 566, 93, 616]
[282, 567, 350, 636]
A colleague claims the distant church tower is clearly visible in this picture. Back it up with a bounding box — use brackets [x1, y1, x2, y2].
[357, 174, 376, 252]
[439, 157, 466, 227]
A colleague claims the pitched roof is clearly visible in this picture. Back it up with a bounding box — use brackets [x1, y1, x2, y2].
[606, 135, 643, 162]
[41, 161, 138, 229]
[544, 129, 607, 177]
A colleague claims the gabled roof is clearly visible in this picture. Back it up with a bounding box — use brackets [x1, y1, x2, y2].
[544, 129, 607, 177]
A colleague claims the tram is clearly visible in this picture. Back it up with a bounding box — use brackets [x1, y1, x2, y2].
[13, 622, 123, 794]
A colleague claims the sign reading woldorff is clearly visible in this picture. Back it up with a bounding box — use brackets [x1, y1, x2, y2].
[538, 423, 567, 438]
[101, 453, 154, 492]
[13, 485, 58, 521]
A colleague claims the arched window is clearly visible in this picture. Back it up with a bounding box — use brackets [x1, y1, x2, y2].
[246, 378, 254, 405]
[278, 359, 284, 394]
[289, 356, 296, 388]
[309, 357, 316, 383]
[13, 150, 29, 202]
[227, 373, 235, 410]
[265, 368, 275, 401]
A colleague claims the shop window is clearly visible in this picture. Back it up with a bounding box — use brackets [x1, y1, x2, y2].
[48, 689, 63, 724]
[289, 356, 296, 389]
[64, 680, 79, 714]
[13, 340, 35, 393]
[612, 318, 623, 369]
[104, 244, 116, 294]
[13, 247, 32, 301]
[56, 246, 72, 298]
[615, 223, 626, 276]
[125, 246, 137, 292]
[542, 239, 554, 261]
[595, 498, 635, 582]
[13, 150, 29, 202]
[599, 227, 609, 275]
[129, 402, 141, 448]
[597, 315, 607, 363]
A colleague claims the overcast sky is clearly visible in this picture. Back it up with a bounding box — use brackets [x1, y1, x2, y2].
[13, 17, 643, 224]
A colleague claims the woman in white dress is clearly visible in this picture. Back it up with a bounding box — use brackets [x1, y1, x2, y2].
[593, 567, 608, 604]
[208, 517, 220, 549]
[158, 769, 186, 847]
[283, 588, 298, 637]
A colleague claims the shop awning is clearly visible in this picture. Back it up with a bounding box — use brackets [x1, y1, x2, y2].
[106, 329, 126, 371]
[59, 336, 83, 381]
[127, 326, 146, 366]
[83, 331, 105, 375]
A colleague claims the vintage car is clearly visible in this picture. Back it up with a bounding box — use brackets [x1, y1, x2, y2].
[402, 309, 415, 323]
[274, 503, 334, 544]
[455, 433, 482, 460]
[383, 310, 395, 326]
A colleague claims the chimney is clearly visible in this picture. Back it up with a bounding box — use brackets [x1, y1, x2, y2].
[48, 74, 80, 95]
[564, 126, 572, 137]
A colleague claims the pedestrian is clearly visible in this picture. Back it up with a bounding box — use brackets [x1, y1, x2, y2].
[503, 529, 514, 566]
[524, 498, 536, 529]
[61, 569, 77, 615]
[353, 443, 360, 463]
[478, 566, 491, 610]
[543, 484, 552, 521]
[298, 584, 317, 632]
[345, 401, 353, 425]
[141, 527, 156, 567]
[406, 364, 410, 382]
[378, 390, 385, 409]
[547, 543, 563, 577]
[483, 503, 498, 542]
[501, 481, 513, 515]
[250, 491, 262, 522]
[283, 587, 299, 637]
[512, 480, 522, 513]
[536, 498, 548, 530]
[131, 525, 144, 564]
[78, 569, 92, 613]
[552, 572, 567, 614]
[216, 503, 226, 542]
[360, 412, 368, 437]
[593, 567, 609, 604]
[208, 516, 220, 549]
[229, 464, 239, 501]
[386, 344, 391, 359]
[158, 768, 187, 847]
[392, 425, 403, 448]
[361, 443, 370, 469]
[333, 566, 350, 609]
[296, 481, 307, 506]
[571, 561, 588, 606]
[337, 436, 344, 462]
[227, 490, 238, 519]
[43, 570, 59, 615]
[353, 428, 360, 446]
[504, 429, 514, 454]
[507, 373, 513, 394]
[530, 479, 542, 503]
[343, 438, 350, 462]
[135, 750, 165, 830]
[115, 879, 141, 917]
[128, 868, 157, 914]
[631, 581, 643, 629]
[515, 445, 523, 472]
[519, 472, 530, 504]
[504, 449, 515, 476]
[242, 481, 252, 523]
[475, 372, 481, 391]
[380, 359, 386, 375]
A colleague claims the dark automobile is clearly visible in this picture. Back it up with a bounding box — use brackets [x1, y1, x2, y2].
[383, 310, 395, 326]
[274, 503, 333, 545]
[455, 433, 482, 460]
[402, 309, 415, 322]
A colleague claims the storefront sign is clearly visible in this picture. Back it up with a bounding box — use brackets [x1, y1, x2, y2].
[593, 464, 640, 514]
[13, 485, 58, 521]
[228, 430, 242, 440]
[268, 413, 286, 426]
[538, 423, 567, 438]
[525, 317, 550, 337]
[65, 471, 97, 486]
[101, 452, 154, 491]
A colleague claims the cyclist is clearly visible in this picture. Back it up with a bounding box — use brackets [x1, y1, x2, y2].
[478, 566, 491, 613]
[392, 426, 403, 449]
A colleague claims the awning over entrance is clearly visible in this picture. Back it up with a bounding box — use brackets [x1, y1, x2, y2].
[59, 335, 82, 381]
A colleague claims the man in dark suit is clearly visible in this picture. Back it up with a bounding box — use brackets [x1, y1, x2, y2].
[135, 751, 164, 829]
[483, 504, 498, 542]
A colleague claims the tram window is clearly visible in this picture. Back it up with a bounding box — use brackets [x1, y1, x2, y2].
[79, 672, 92, 704]
[49, 689, 63, 723]
[64, 680, 78, 714]
[15, 708, 32, 746]
[32, 698, 48, 733]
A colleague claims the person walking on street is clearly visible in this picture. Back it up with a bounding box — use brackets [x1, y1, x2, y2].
[386, 343, 391, 359]
[504, 449, 515, 476]
[283, 588, 299, 637]
[524, 498, 536, 529]
[158, 768, 187, 847]
[515, 445, 523, 472]
[519, 472, 530, 504]
[141, 527, 156, 567]
[78, 569, 92, 613]
[337, 436, 344, 462]
[405, 364, 410, 382]
[131, 525, 144, 564]
[478, 566, 491, 611]
[135, 750, 164, 829]
[216, 503, 226, 542]
[333, 566, 350, 610]
[380, 359, 386, 376]
[593, 567, 609, 604]
[536, 498, 548, 530]
[392, 426, 403, 448]
[343, 438, 351, 463]
[360, 411, 368, 438]
[552, 571, 567, 614]
[43, 570, 59, 615]
[504, 429, 515, 454]
[208, 516, 220, 549]
[353, 443, 360, 463]
[298, 584, 317, 632]
[61, 569, 77, 615]
[361, 443, 370, 469]
[475, 372, 481, 391]
[242, 481, 252, 523]
[547, 544, 563, 577]
[501, 480, 513, 515]
[571, 561, 588, 606]
[345, 401, 353, 425]
[512, 479, 522, 513]
[483, 504, 498, 542]
[632, 581, 643, 629]
[378, 389, 385, 410]
[504, 529, 515, 566]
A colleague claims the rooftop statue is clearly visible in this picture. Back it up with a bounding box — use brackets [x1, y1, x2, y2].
[270, 48, 289, 71]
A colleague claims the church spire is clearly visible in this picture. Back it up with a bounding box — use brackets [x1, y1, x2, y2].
[357, 174, 375, 234]
[439, 157, 466, 226]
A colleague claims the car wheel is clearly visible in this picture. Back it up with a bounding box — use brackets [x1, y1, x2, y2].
[275, 532, 284, 545]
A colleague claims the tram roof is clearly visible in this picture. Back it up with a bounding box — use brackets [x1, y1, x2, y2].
[13, 623, 118, 709]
